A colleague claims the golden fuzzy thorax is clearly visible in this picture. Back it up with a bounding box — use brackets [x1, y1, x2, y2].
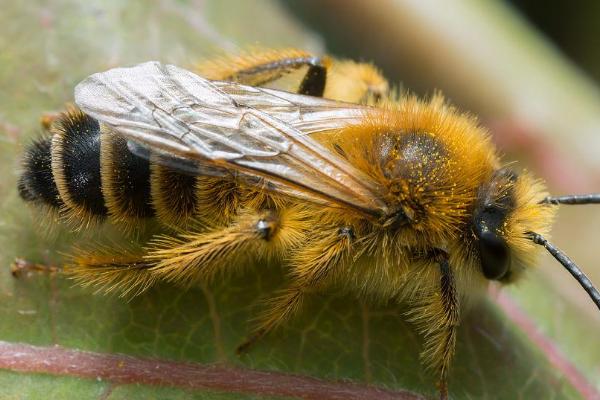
[19, 48, 558, 399]
[323, 94, 555, 278]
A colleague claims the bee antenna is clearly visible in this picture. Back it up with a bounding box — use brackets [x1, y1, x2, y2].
[541, 194, 600, 205]
[528, 232, 600, 311]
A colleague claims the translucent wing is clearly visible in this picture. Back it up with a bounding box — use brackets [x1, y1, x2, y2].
[74, 61, 387, 217]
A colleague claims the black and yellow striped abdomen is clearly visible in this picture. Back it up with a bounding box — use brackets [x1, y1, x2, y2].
[18, 108, 239, 230]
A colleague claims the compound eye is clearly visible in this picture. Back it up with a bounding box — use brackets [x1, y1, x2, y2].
[478, 230, 510, 280]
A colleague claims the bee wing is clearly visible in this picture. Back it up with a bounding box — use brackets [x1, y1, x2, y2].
[74, 61, 387, 216]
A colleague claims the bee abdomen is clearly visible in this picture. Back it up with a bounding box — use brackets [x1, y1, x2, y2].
[20, 109, 244, 230]
[19, 109, 157, 229]
[18, 136, 62, 208]
[150, 162, 199, 228]
[51, 109, 108, 226]
[100, 129, 155, 225]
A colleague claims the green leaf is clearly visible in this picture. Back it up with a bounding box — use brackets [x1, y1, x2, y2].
[0, 1, 597, 399]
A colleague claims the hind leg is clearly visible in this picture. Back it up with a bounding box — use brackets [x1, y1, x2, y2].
[145, 207, 308, 286]
[11, 258, 60, 278]
[61, 245, 156, 297]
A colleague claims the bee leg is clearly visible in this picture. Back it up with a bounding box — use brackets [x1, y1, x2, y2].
[145, 209, 292, 285]
[410, 252, 459, 400]
[11, 258, 60, 278]
[197, 49, 330, 97]
[436, 257, 459, 400]
[40, 112, 61, 131]
[39, 104, 79, 131]
[235, 54, 328, 97]
[64, 247, 156, 297]
[297, 61, 327, 97]
[235, 285, 304, 355]
[236, 225, 354, 354]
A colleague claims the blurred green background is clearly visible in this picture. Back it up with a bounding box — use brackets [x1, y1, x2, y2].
[513, 0, 600, 83]
[0, 1, 599, 399]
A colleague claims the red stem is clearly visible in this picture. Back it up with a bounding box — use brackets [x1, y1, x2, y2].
[0, 341, 424, 400]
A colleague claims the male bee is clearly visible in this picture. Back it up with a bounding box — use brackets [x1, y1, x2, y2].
[17, 49, 600, 399]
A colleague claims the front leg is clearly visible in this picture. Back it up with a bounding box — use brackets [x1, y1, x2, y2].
[436, 256, 459, 399]
[408, 252, 459, 400]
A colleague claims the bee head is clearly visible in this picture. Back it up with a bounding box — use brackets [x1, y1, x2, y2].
[471, 167, 554, 283]
[471, 167, 600, 312]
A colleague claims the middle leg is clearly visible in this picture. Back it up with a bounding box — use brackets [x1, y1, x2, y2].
[236, 225, 356, 353]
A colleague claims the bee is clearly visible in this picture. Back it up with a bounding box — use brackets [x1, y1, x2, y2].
[17, 49, 600, 400]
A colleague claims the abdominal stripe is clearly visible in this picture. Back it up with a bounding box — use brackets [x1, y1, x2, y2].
[19, 109, 228, 228]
